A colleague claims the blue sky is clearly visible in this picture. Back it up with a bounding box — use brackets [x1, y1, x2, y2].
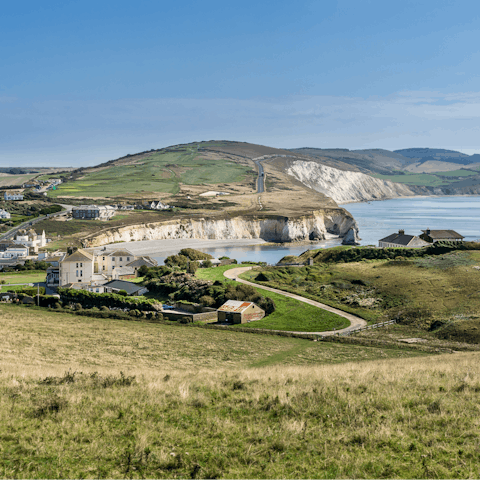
[1, 0, 480, 166]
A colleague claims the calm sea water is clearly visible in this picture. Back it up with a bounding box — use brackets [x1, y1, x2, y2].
[152, 196, 480, 264]
[344, 196, 480, 246]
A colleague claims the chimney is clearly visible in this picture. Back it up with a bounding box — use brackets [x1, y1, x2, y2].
[399, 229, 405, 235]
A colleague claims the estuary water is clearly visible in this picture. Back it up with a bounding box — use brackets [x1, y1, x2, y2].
[113, 196, 480, 265]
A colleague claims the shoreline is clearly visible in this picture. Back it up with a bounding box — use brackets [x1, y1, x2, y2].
[339, 193, 480, 206]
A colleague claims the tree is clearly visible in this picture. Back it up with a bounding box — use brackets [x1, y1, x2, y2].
[138, 265, 149, 277]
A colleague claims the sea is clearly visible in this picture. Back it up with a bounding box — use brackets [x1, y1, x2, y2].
[146, 196, 480, 265]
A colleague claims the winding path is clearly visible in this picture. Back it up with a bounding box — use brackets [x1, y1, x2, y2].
[224, 266, 367, 336]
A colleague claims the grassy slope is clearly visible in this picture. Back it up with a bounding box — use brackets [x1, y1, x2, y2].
[47, 149, 251, 199]
[242, 251, 480, 336]
[3, 304, 480, 478]
[371, 172, 450, 186]
[196, 264, 349, 332]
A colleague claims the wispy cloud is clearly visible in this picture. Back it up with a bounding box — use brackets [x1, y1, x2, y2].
[1, 90, 480, 166]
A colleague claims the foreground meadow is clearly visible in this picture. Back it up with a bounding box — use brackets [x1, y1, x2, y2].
[0, 304, 478, 478]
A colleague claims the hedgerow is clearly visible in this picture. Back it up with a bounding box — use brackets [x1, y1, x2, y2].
[57, 288, 159, 311]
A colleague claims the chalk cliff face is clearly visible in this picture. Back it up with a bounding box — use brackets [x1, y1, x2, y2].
[286, 160, 416, 204]
[83, 210, 358, 247]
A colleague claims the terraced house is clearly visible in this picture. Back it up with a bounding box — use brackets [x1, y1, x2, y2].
[56, 248, 156, 288]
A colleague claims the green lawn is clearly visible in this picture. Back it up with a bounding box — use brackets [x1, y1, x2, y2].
[0, 270, 46, 286]
[197, 264, 349, 332]
[48, 149, 252, 199]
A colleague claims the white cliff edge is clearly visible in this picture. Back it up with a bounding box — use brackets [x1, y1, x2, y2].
[82, 210, 359, 247]
[286, 160, 416, 204]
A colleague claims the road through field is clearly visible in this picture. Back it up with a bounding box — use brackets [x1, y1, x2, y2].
[224, 266, 367, 336]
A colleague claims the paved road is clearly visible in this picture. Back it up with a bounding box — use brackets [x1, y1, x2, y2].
[224, 266, 367, 336]
[254, 160, 265, 193]
[0, 206, 72, 242]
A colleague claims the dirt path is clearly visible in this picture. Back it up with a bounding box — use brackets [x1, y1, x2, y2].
[224, 266, 367, 336]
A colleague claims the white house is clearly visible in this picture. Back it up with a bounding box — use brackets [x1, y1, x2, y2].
[4, 192, 24, 201]
[0, 209, 11, 219]
[378, 230, 430, 248]
[15, 229, 48, 253]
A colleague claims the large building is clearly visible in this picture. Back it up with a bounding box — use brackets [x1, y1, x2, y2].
[420, 229, 464, 243]
[0, 209, 11, 219]
[55, 247, 156, 288]
[72, 205, 116, 220]
[378, 230, 430, 248]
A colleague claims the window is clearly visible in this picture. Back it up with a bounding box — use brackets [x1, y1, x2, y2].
[80, 263, 83, 267]
[102, 266, 105, 271]
[119, 257, 123, 261]
[127, 257, 130, 261]
[76, 270, 78, 277]
[80, 270, 82, 277]
[76, 263, 78, 268]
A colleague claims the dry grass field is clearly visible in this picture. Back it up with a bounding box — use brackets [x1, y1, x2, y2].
[1, 304, 480, 478]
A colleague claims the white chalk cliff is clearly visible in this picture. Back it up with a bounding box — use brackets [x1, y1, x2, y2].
[82, 210, 358, 247]
[286, 160, 416, 204]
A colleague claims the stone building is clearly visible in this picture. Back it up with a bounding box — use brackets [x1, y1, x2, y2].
[217, 300, 265, 324]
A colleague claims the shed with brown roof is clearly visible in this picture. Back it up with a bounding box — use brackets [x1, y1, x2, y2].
[217, 300, 265, 324]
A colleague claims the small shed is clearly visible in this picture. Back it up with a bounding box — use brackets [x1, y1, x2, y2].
[217, 300, 265, 324]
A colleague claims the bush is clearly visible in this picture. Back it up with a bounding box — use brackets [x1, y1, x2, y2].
[117, 290, 128, 297]
[179, 248, 213, 261]
[74, 303, 82, 311]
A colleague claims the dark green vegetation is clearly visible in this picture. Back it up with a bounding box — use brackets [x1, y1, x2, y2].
[0, 202, 63, 228]
[243, 247, 480, 343]
[57, 288, 158, 311]
[47, 147, 251, 198]
[288, 242, 480, 264]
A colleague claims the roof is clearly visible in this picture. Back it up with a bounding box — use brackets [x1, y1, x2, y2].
[62, 249, 94, 262]
[378, 233, 427, 246]
[102, 279, 145, 295]
[107, 249, 134, 257]
[217, 300, 255, 313]
[421, 229, 464, 239]
[113, 266, 136, 276]
[126, 256, 158, 268]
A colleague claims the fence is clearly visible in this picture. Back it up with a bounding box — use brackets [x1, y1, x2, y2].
[316, 319, 397, 340]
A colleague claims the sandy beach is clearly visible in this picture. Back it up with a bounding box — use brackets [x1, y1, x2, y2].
[98, 238, 268, 257]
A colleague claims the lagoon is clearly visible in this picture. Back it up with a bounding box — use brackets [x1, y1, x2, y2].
[108, 196, 480, 264]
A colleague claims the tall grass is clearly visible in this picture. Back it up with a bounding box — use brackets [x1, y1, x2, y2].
[1, 353, 480, 478]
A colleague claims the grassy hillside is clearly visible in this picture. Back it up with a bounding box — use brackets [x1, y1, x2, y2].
[2, 304, 480, 477]
[47, 147, 252, 199]
[370, 172, 450, 186]
[241, 250, 480, 339]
